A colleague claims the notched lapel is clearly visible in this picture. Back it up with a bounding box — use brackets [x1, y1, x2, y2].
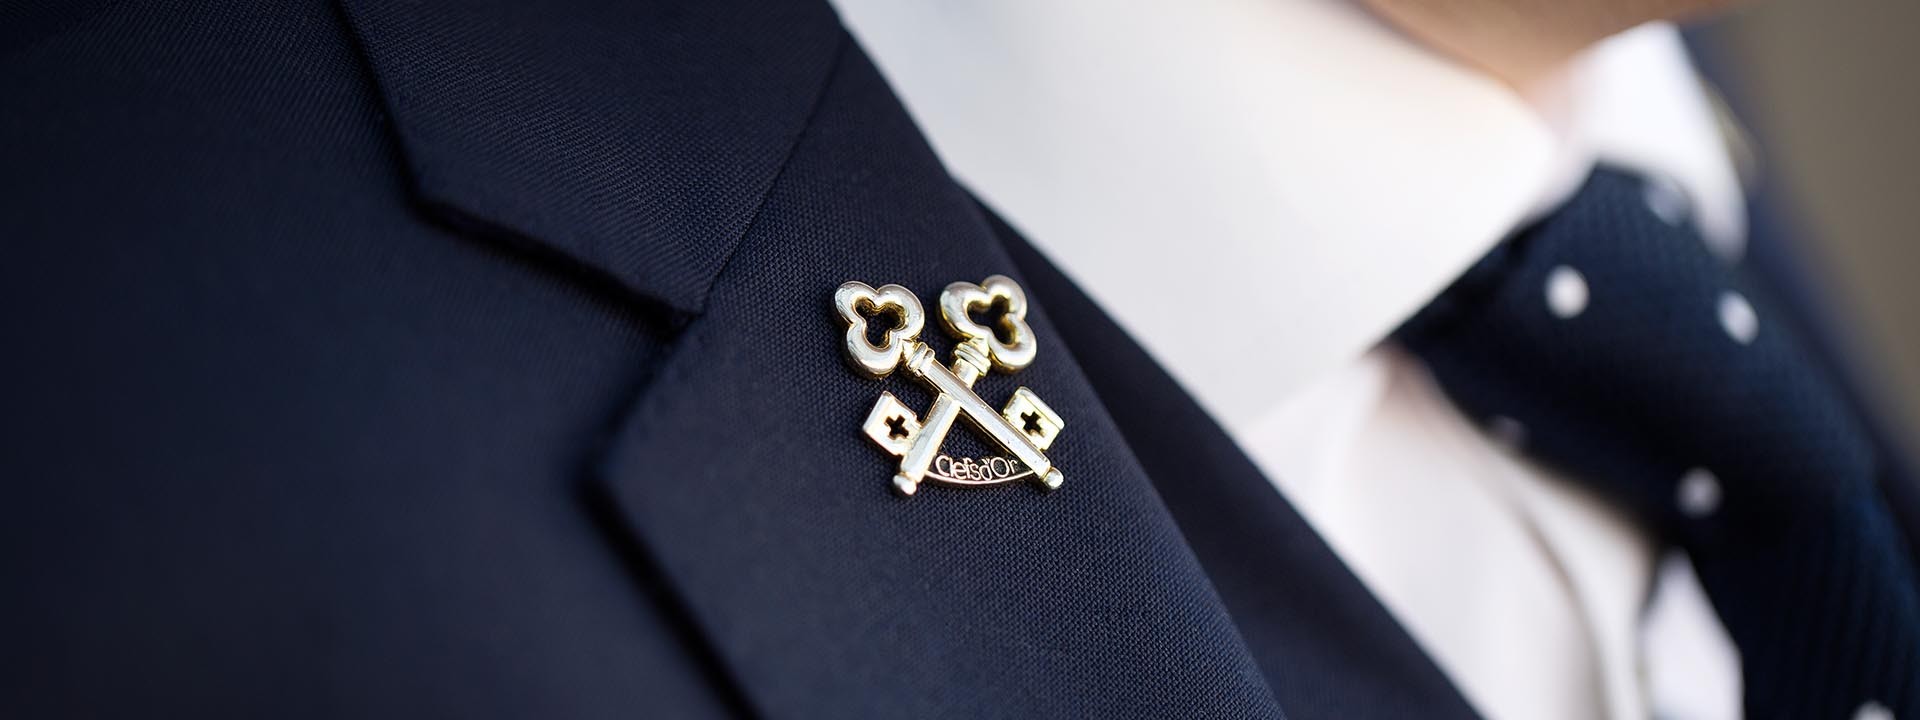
[333, 0, 842, 315]
[597, 41, 1284, 719]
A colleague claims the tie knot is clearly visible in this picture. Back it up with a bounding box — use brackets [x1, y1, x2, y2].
[1398, 168, 1874, 527]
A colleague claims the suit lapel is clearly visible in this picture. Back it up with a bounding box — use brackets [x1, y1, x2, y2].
[335, 0, 842, 315]
[336, 0, 1465, 715]
[592, 40, 1284, 718]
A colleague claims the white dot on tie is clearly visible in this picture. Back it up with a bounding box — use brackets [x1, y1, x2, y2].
[1719, 292, 1759, 345]
[1854, 701, 1894, 720]
[1546, 266, 1588, 319]
[1644, 175, 1692, 227]
[1678, 468, 1722, 518]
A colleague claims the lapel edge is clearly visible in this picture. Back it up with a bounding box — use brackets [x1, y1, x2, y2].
[332, 0, 847, 316]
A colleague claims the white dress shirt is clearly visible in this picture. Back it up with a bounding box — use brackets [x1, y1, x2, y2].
[830, 2, 1746, 718]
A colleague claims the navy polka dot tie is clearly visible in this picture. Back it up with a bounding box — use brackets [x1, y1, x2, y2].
[1397, 167, 1920, 718]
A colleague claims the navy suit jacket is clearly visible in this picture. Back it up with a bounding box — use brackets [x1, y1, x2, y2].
[5, 1, 1905, 717]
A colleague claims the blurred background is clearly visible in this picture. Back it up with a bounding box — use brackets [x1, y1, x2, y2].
[1697, 0, 1920, 453]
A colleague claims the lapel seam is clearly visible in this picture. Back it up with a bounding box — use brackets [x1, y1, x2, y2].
[681, 31, 852, 318]
[576, 34, 852, 720]
[330, 0, 847, 318]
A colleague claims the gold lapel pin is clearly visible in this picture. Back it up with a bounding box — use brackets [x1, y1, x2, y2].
[833, 276, 1065, 497]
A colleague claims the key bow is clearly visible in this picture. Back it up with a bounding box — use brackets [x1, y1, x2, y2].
[832, 281, 924, 378]
[939, 275, 1036, 372]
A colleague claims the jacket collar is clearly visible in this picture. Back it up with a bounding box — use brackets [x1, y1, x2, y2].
[336, 0, 843, 315]
[333, 4, 1465, 715]
[338, 2, 1285, 714]
[589, 37, 1288, 716]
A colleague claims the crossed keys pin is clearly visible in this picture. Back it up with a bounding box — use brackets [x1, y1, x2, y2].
[833, 276, 1066, 497]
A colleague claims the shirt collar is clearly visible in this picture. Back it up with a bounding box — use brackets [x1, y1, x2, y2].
[833, 0, 1742, 430]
